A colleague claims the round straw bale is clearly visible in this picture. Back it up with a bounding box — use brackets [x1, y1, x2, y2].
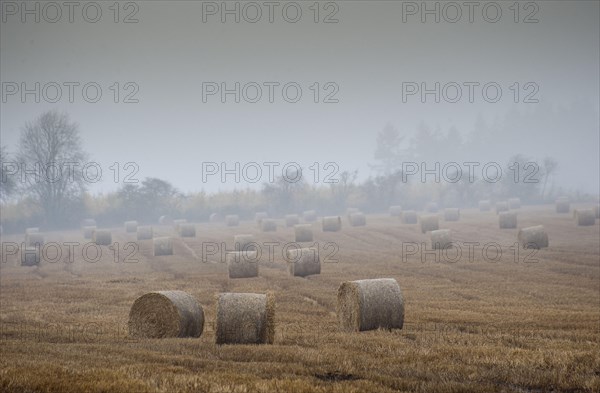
[227, 251, 259, 279]
[234, 234, 256, 252]
[555, 198, 570, 213]
[284, 214, 300, 227]
[444, 208, 460, 222]
[215, 292, 275, 345]
[82, 218, 97, 227]
[495, 201, 509, 214]
[337, 278, 404, 332]
[259, 219, 277, 232]
[575, 209, 596, 226]
[137, 226, 153, 240]
[419, 214, 439, 233]
[303, 210, 317, 222]
[173, 219, 187, 232]
[209, 213, 222, 222]
[431, 229, 452, 250]
[479, 200, 491, 211]
[349, 212, 366, 227]
[25, 227, 39, 235]
[508, 198, 521, 209]
[286, 248, 320, 277]
[401, 210, 417, 224]
[158, 215, 172, 225]
[83, 226, 96, 239]
[518, 225, 549, 249]
[389, 205, 402, 217]
[499, 212, 517, 229]
[153, 237, 173, 256]
[124, 220, 138, 233]
[25, 233, 44, 247]
[92, 230, 112, 246]
[322, 216, 342, 232]
[128, 290, 204, 338]
[21, 247, 40, 266]
[225, 214, 239, 227]
[294, 224, 314, 242]
[178, 223, 196, 237]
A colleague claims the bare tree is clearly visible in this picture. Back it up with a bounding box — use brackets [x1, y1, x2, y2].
[371, 124, 405, 175]
[17, 111, 88, 227]
[541, 157, 558, 200]
[0, 145, 17, 202]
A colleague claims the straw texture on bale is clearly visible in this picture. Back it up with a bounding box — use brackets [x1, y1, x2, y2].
[25, 233, 44, 247]
[349, 212, 367, 227]
[303, 210, 317, 222]
[128, 291, 204, 338]
[499, 212, 517, 229]
[419, 215, 439, 233]
[444, 208, 460, 222]
[555, 198, 570, 213]
[124, 220, 138, 233]
[178, 223, 196, 237]
[259, 219, 277, 232]
[508, 198, 521, 209]
[479, 200, 491, 211]
[137, 226, 153, 240]
[234, 234, 256, 252]
[21, 247, 40, 266]
[158, 215, 172, 225]
[25, 227, 39, 235]
[285, 214, 300, 227]
[82, 218, 97, 227]
[93, 230, 112, 246]
[209, 213, 222, 222]
[83, 226, 96, 239]
[389, 206, 402, 217]
[401, 210, 418, 224]
[575, 209, 596, 226]
[518, 225, 549, 249]
[322, 216, 342, 232]
[254, 212, 268, 225]
[294, 224, 314, 242]
[225, 215, 240, 227]
[227, 251, 259, 279]
[215, 293, 275, 345]
[337, 278, 404, 332]
[495, 202, 509, 214]
[431, 229, 452, 250]
[425, 202, 439, 213]
[153, 237, 173, 256]
[286, 248, 320, 277]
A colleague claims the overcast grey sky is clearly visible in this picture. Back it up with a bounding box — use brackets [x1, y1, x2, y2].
[1, 1, 598, 194]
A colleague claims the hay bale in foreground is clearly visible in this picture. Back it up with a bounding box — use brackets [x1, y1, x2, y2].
[349, 212, 366, 227]
[234, 234, 255, 252]
[444, 208, 460, 222]
[389, 206, 402, 217]
[479, 200, 491, 211]
[518, 225, 549, 249]
[508, 198, 521, 209]
[430, 229, 452, 250]
[495, 201, 509, 214]
[225, 215, 239, 227]
[499, 212, 517, 229]
[21, 247, 40, 266]
[284, 214, 300, 227]
[83, 226, 96, 239]
[82, 218, 97, 227]
[259, 219, 277, 232]
[128, 290, 204, 338]
[215, 293, 275, 345]
[178, 223, 196, 237]
[555, 198, 569, 213]
[124, 220, 138, 233]
[227, 251, 259, 279]
[337, 278, 404, 332]
[92, 230, 112, 246]
[286, 248, 320, 277]
[153, 237, 173, 256]
[254, 212, 268, 225]
[419, 215, 439, 233]
[294, 224, 314, 242]
[401, 210, 417, 224]
[25, 233, 44, 247]
[575, 209, 596, 226]
[25, 227, 39, 235]
[137, 226, 153, 240]
[303, 210, 317, 222]
[322, 216, 342, 232]
[158, 215, 172, 225]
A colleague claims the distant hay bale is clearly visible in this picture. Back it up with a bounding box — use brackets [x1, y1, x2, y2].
[128, 291, 204, 338]
[479, 200, 491, 211]
[83, 226, 96, 239]
[178, 223, 196, 237]
[259, 219, 277, 232]
[25, 233, 45, 247]
[173, 219, 187, 232]
[499, 212, 517, 229]
[303, 210, 317, 222]
[401, 210, 417, 224]
[284, 214, 300, 227]
[495, 201, 509, 214]
[25, 227, 39, 235]
[444, 208, 460, 222]
[92, 230, 112, 246]
[322, 216, 342, 232]
[153, 237, 173, 256]
[349, 212, 366, 227]
[254, 212, 268, 225]
[286, 248, 320, 277]
[294, 224, 314, 242]
[575, 209, 596, 226]
[425, 202, 439, 213]
[124, 220, 138, 233]
[209, 213, 222, 222]
[419, 215, 439, 233]
[518, 225, 549, 249]
[430, 229, 452, 250]
[137, 226, 153, 240]
[555, 198, 569, 213]
[508, 198, 521, 209]
[215, 292, 275, 345]
[234, 234, 255, 251]
[158, 215, 172, 225]
[389, 206, 402, 217]
[346, 207, 360, 218]
[21, 247, 40, 266]
[225, 215, 239, 227]
[82, 218, 97, 227]
[337, 278, 404, 332]
[227, 251, 259, 279]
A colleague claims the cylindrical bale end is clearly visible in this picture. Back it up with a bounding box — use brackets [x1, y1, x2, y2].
[499, 212, 518, 229]
[227, 251, 259, 279]
[575, 209, 596, 226]
[92, 230, 111, 246]
[294, 224, 314, 242]
[286, 247, 321, 277]
[430, 229, 452, 250]
[322, 216, 342, 232]
[518, 225, 549, 249]
[137, 226, 154, 240]
[124, 220, 138, 233]
[419, 215, 439, 233]
[153, 237, 173, 256]
[349, 212, 366, 227]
